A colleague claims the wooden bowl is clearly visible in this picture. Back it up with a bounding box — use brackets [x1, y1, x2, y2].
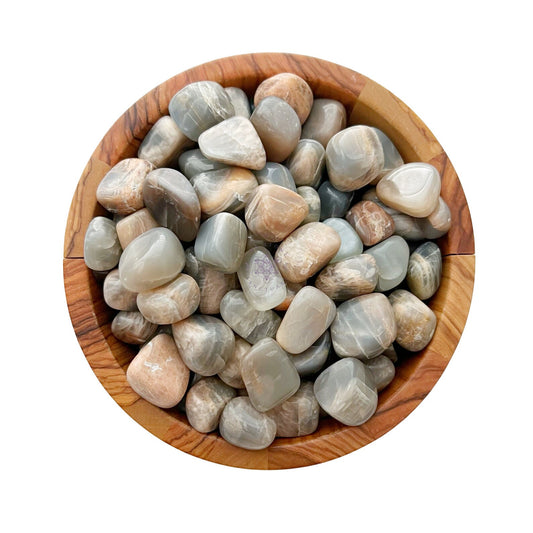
[63, 53, 475, 469]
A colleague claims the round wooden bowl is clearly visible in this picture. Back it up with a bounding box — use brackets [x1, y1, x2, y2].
[63, 53, 475, 470]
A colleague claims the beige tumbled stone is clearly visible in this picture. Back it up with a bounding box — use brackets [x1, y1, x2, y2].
[274, 281, 305, 311]
[103, 269, 138, 311]
[286, 139, 325, 188]
[111, 311, 157, 345]
[301, 98, 347, 148]
[218, 336, 251, 389]
[115, 208, 159, 249]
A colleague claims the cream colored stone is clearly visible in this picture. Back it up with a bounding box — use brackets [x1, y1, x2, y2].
[115, 208, 159, 249]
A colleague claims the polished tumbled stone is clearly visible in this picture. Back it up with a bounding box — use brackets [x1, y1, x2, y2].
[274, 281, 305, 311]
[111, 311, 157, 345]
[291, 331, 331, 377]
[103, 269, 138, 311]
[84, 216, 122, 271]
[253, 162, 296, 191]
[422, 196, 452, 238]
[297, 186, 321, 224]
[331, 293, 397, 359]
[115, 208, 159, 249]
[225, 87, 251, 118]
[365, 355, 396, 392]
[371, 127, 404, 181]
[317, 181, 354, 220]
[314, 358, 378, 426]
[286, 139, 325, 188]
[301, 98, 347, 148]
[366, 235, 410, 292]
[322, 218, 363, 263]
[178, 148, 227, 179]
[407, 241, 442, 300]
[346, 200, 395, 246]
[218, 336, 251, 389]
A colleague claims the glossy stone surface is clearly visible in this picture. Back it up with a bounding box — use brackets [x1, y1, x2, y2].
[286, 139, 325, 188]
[84, 216, 122, 271]
[198, 116, 266, 170]
[365, 355, 396, 392]
[194, 213, 247, 274]
[297, 186, 321, 224]
[317, 181, 354, 220]
[314, 358, 378, 426]
[366, 235, 410, 292]
[241, 338, 300, 412]
[315, 254, 378, 301]
[225, 87, 251, 118]
[218, 336, 251, 389]
[111, 311, 157, 345]
[422, 196, 452, 238]
[389, 289, 437, 351]
[331, 293, 397, 359]
[407, 241, 442, 300]
[169, 81, 234, 141]
[178, 148, 227, 179]
[103, 269, 137, 311]
[376, 162, 441, 217]
[185, 377, 236, 433]
[275, 222, 341, 283]
[346, 200, 395, 246]
[219, 397, 276, 450]
[245, 184, 309, 242]
[322, 218, 363, 263]
[237, 246, 286, 311]
[245, 231, 273, 252]
[276, 286, 336, 354]
[326, 126, 384, 192]
[172, 315, 234, 376]
[253, 162, 296, 191]
[119, 227, 185, 292]
[143, 168, 201, 242]
[371, 127, 404, 180]
[250, 96, 301, 162]
[115, 208, 159, 249]
[291, 331, 330, 377]
[96, 158, 153, 215]
[274, 281, 305, 311]
[220, 290, 281, 344]
[392, 212, 426, 241]
[301, 98, 347, 148]
[191, 167, 258, 216]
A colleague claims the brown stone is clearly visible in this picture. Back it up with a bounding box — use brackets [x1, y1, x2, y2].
[346, 200, 395, 246]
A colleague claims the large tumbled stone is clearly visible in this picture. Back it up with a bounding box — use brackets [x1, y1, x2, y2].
[301, 98, 347, 148]
[111, 311, 157, 345]
[225, 87, 251, 118]
[291, 331, 331, 377]
[178, 148, 227, 179]
[366, 235, 410, 292]
[218, 336, 251, 389]
[322, 218, 363, 262]
[346, 200, 395, 246]
[103, 269, 138, 311]
[84, 216, 122, 271]
[115, 208, 159, 249]
[254, 162, 296, 191]
[286, 139, 325, 188]
[407, 241, 442, 300]
[317, 181, 353, 220]
[365, 355, 396, 392]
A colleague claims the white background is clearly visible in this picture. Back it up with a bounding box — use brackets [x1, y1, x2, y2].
[1, 1, 532, 531]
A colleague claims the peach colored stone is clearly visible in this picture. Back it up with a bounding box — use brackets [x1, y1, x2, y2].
[115, 208, 159, 249]
[346, 200, 395, 246]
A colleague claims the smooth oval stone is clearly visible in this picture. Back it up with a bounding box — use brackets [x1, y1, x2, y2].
[366, 235, 410, 292]
[218, 336, 251, 389]
[274, 281, 305, 312]
[314, 358, 377, 426]
[198, 116, 266, 170]
[276, 286, 336, 354]
[111, 311, 157, 345]
[268, 381, 319, 437]
[422, 196, 452, 238]
[253, 162, 296, 191]
[169, 81, 234, 141]
[191, 167, 258, 216]
[389, 289, 437, 351]
[185, 377, 236, 433]
[377, 162, 441, 217]
[225, 87, 251, 118]
[322, 218, 363, 263]
[119, 227, 185, 292]
[137, 115, 194, 168]
[143, 168, 201, 242]
[220, 290, 281, 343]
[326, 126, 384, 192]
[250, 96, 301, 162]
[115, 208, 159, 249]
[178, 148, 227, 179]
[136, 273, 200, 325]
[241, 338, 300, 412]
[297, 186, 321, 224]
[317, 181, 354, 220]
[84, 216, 122, 271]
[275, 222, 341, 283]
[237, 246, 286, 311]
[172, 315, 235, 376]
[126, 333, 189, 408]
[291, 331, 331, 377]
[245, 183, 309, 242]
[103, 269, 137, 311]
[370, 127, 404, 181]
[407, 241, 442, 300]
[286, 139, 325, 188]
[301, 98, 347, 148]
[194, 213, 247, 274]
[219, 397, 276, 450]
[315, 254, 378, 301]
[365, 355, 396, 392]
[331, 293, 397, 359]
[346, 200, 395, 246]
[96, 158, 153, 215]
[254, 72, 313, 123]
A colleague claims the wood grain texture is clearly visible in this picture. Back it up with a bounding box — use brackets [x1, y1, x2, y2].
[63, 53, 476, 469]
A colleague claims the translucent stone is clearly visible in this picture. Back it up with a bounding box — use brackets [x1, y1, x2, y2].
[371, 127, 404, 181]
[291, 331, 331, 377]
[366, 235, 410, 292]
[317, 181, 354, 220]
[422, 196, 452, 238]
[286, 139, 325, 188]
[376, 162, 441, 217]
[194, 213, 247, 274]
[276, 286, 336, 354]
[237, 247, 286, 311]
[407, 241, 442, 300]
[389, 289, 437, 351]
[301, 98, 347, 148]
[315, 254, 378, 301]
[84, 216, 122, 271]
[178, 148, 227, 179]
[331, 293, 397, 359]
[297, 186, 321, 224]
[220, 290, 281, 343]
[322, 218, 363, 262]
[314, 358, 378, 426]
[345, 200, 395, 246]
[274, 281, 305, 312]
[103, 269, 137, 311]
[218, 336, 251, 389]
[119, 227, 185, 292]
[254, 162, 296, 191]
[143, 168, 201, 242]
[111, 311, 157, 345]
[185, 377, 236, 433]
[219, 397, 277, 450]
[392, 212, 426, 240]
[241, 338, 300, 412]
[365, 355, 395, 392]
[326, 126, 384, 192]
[115, 208, 159, 249]
[169, 81, 234, 141]
[198, 116, 266, 170]
[225, 87, 251, 118]
[172, 315, 235, 376]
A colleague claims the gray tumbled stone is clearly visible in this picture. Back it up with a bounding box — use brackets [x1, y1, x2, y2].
[84, 216, 122, 271]
[317, 181, 354, 220]
[254, 162, 296, 191]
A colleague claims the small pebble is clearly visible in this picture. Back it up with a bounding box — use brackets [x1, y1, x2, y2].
[286, 139, 325, 188]
[178, 148, 227, 179]
[322, 217, 363, 262]
[254, 162, 296, 191]
[407, 241, 442, 300]
[422, 197, 452, 239]
[301, 98, 347, 148]
[365, 355, 396, 391]
[366, 235, 410, 292]
[103, 269, 138, 311]
[111, 310, 157, 345]
[346, 200, 395, 246]
[317, 181, 354, 220]
[115, 208, 159, 249]
[370, 127, 404, 181]
[225, 87, 251, 118]
[218, 336, 251, 389]
[297, 186, 321, 224]
[291, 331, 331, 377]
[84, 216, 122, 271]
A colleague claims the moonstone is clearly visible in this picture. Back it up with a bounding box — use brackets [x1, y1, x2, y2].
[366, 235, 410, 292]
[314, 358, 378, 426]
[291, 331, 331, 377]
[297, 186, 321, 224]
[254, 162, 296, 191]
[178, 148, 227, 179]
[245, 231, 273, 252]
[407, 241, 442, 300]
[115, 208, 159, 249]
[322, 218, 363, 262]
[241, 338, 300, 412]
[126, 334, 189, 408]
[345, 200, 395, 246]
[274, 281, 305, 312]
[218, 336, 251, 389]
[331, 293, 397, 359]
[169, 80, 234, 141]
[371, 127, 404, 181]
[103, 269, 137, 311]
[301, 98, 347, 148]
[422, 197, 452, 238]
[317, 181, 354, 220]
[119, 227, 185, 292]
[172, 315, 235, 376]
[84, 216, 122, 271]
[383, 344, 398, 363]
[225, 87, 251, 118]
[365, 355, 396, 392]
[286, 139, 325, 188]
[111, 311, 157, 345]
